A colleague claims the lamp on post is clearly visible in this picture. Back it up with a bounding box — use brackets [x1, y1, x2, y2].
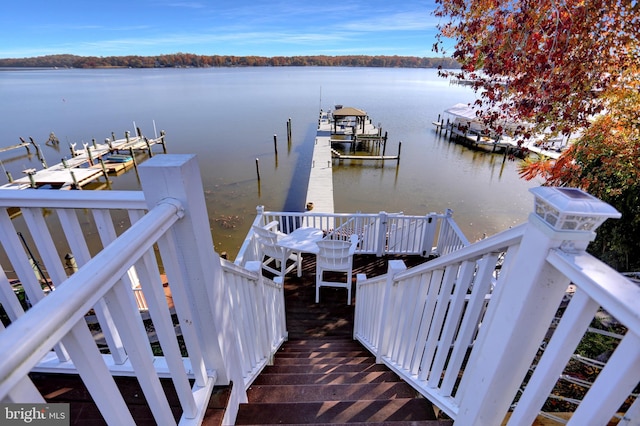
[529, 187, 621, 244]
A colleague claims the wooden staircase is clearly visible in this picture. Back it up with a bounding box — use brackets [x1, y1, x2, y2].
[235, 255, 445, 425]
[235, 336, 450, 425]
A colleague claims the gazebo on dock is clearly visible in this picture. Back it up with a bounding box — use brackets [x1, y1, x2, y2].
[332, 106, 368, 134]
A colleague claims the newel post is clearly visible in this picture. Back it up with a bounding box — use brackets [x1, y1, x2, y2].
[138, 156, 246, 400]
[455, 187, 620, 425]
[376, 260, 407, 363]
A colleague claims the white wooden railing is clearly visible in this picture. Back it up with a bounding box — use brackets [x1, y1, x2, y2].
[355, 187, 639, 425]
[235, 206, 469, 267]
[0, 155, 265, 425]
[221, 260, 287, 389]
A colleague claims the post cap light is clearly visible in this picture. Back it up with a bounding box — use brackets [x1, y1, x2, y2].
[529, 187, 621, 232]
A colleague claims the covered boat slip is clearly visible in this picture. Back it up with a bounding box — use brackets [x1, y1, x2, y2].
[434, 103, 570, 159]
[306, 107, 388, 215]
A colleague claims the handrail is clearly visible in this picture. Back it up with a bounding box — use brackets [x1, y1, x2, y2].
[546, 249, 640, 333]
[0, 189, 147, 209]
[355, 189, 639, 425]
[393, 223, 526, 281]
[0, 155, 247, 425]
[0, 199, 182, 396]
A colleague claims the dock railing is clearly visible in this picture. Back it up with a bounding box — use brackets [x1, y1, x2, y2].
[235, 207, 470, 267]
[354, 187, 639, 425]
[0, 155, 253, 425]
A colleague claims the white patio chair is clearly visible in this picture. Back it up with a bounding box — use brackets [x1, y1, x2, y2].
[315, 234, 359, 305]
[252, 222, 301, 277]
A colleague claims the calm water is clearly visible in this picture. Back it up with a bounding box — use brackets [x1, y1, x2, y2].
[0, 67, 540, 257]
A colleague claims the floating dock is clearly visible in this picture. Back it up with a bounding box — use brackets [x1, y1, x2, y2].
[0, 130, 166, 190]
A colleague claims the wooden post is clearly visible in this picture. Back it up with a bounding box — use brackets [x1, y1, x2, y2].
[61, 158, 69, 168]
[99, 158, 109, 180]
[129, 147, 137, 169]
[160, 130, 167, 153]
[69, 169, 81, 189]
[85, 144, 93, 166]
[5, 171, 13, 183]
[287, 118, 292, 145]
[92, 138, 97, 149]
[19, 137, 31, 154]
[125, 131, 130, 145]
[111, 132, 116, 141]
[145, 138, 153, 157]
[397, 142, 402, 165]
[106, 138, 113, 152]
[273, 134, 278, 155]
[255, 158, 261, 180]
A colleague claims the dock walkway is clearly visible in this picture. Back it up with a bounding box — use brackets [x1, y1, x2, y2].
[305, 111, 335, 214]
[305, 109, 387, 215]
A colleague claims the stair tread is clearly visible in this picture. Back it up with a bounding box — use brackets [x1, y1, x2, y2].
[260, 363, 391, 375]
[272, 356, 376, 365]
[247, 382, 418, 403]
[276, 350, 372, 358]
[235, 399, 438, 424]
[253, 370, 401, 385]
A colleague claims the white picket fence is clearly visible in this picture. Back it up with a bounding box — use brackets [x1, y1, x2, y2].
[355, 187, 639, 425]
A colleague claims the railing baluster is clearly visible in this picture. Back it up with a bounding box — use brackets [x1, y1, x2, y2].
[102, 282, 177, 424]
[156, 231, 208, 387]
[441, 253, 499, 396]
[139, 249, 199, 418]
[57, 208, 127, 364]
[426, 260, 475, 385]
[507, 288, 599, 425]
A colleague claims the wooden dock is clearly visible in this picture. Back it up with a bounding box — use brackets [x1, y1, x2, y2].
[305, 108, 396, 214]
[305, 111, 335, 214]
[0, 130, 166, 190]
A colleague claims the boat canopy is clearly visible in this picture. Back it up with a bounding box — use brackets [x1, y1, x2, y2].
[333, 107, 367, 118]
[444, 103, 480, 121]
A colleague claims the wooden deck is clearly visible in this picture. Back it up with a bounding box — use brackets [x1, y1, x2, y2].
[28, 253, 430, 425]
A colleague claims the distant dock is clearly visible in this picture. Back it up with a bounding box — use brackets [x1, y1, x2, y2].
[0, 129, 167, 190]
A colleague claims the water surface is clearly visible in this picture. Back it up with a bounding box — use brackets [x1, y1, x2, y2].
[0, 67, 540, 258]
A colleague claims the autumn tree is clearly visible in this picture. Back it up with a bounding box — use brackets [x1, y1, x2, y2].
[434, 0, 640, 269]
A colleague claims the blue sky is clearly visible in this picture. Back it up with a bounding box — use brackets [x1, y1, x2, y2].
[0, 1, 447, 59]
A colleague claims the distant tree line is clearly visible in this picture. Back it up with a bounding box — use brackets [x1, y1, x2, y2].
[0, 53, 460, 69]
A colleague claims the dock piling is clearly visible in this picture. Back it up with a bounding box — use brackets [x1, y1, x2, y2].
[160, 130, 167, 153]
[255, 158, 261, 180]
[69, 169, 81, 190]
[129, 147, 137, 169]
[99, 158, 109, 180]
[145, 138, 153, 157]
[273, 134, 278, 155]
